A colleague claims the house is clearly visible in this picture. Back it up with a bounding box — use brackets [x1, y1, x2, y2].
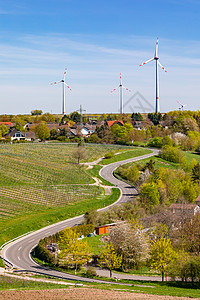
[132, 121, 143, 130]
[69, 123, 97, 137]
[169, 203, 200, 217]
[5, 129, 26, 141]
[0, 122, 13, 127]
[25, 123, 69, 132]
[195, 194, 200, 206]
[21, 131, 36, 141]
[106, 120, 124, 128]
[5, 129, 36, 141]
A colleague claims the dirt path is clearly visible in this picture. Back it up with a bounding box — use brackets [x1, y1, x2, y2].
[0, 288, 199, 300]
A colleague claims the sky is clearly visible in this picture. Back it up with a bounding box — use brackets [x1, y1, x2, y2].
[1, 0, 200, 115]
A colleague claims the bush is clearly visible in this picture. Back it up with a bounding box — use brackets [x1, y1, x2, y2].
[147, 137, 163, 148]
[104, 152, 114, 159]
[85, 266, 97, 277]
[159, 145, 186, 164]
[73, 224, 95, 237]
[168, 253, 200, 282]
[34, 239, 56, 265]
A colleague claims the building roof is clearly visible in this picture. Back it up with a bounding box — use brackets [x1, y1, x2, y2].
[21, 131, 36, 139]
[169, 203, 198, 210]
[195, 194, 200, 203]
[0, 122, 13, 126]
[106, 120, 124, 128]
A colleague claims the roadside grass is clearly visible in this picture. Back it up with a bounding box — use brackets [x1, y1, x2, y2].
[85, 165, 114, 186]
[1, 273, 199, 298]
[99, 148, 152, 165]
[119, 156, 180, 170]
[185, 151, 200, 163]
[0, 258, 4, 268]
[89, 280, 200, 298]
[119, 152, 200, 171]
[0, 188, 120, 246]
[0, 275, 71, 290]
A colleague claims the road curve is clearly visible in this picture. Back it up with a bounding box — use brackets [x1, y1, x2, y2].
[1, 149, 158, 283]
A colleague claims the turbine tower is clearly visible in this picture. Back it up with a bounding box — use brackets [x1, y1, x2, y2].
[111, 73, 131, 114]
[51, 68, 71, 114]
[139, 37, 167, 113]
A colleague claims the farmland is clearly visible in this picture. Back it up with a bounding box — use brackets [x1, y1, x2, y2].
[0, 143, 150, 244]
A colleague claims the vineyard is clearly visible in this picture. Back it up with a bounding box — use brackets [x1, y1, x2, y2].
[0, 143, 132, 220]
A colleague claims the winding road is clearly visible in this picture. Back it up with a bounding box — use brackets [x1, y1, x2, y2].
[1, 149, 158, 283]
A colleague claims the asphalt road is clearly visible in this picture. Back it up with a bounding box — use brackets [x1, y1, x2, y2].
[1, 149, 158, 283]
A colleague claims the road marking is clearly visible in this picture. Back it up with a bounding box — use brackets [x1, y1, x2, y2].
[18, 256, 21, 261]
[18, 247, 22, 251]
[46, 231, 51, 234]
[28, 239, 35, 243]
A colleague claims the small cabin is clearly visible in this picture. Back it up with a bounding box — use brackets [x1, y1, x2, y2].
[95, 222, 124, 235]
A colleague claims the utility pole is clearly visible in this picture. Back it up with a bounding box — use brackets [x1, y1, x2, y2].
[76, 105, 86, 145]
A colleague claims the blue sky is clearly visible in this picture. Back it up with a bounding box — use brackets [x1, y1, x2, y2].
[0, 0, 200, 114]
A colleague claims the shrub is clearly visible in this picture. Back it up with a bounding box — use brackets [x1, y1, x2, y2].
[104, 152, 114, 159]
[159, 145, 186, 164]
[85, 266, 97, 277]
[147, 137, 163, 148]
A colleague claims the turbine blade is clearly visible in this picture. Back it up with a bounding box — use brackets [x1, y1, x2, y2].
[123, 86, 131, 92]
[63, 68, 67, 76]
[139, 57, 154, 66]
[51, 80, 62, 85]
[110, 87, 118, 93]
[158, 61, 167, 72]
[64, 82, 72, 90]
[155, 37, 159, 57]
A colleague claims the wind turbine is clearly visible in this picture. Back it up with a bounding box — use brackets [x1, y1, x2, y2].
[51, 68, 71, 114]
[139, 37, 167, 113]
[177, 100, 187, 111]
[110, 73, 131, 114]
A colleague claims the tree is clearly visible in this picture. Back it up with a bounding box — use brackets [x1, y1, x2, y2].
[13, 115, 26, 131]
[143, 159, 155, 173]
[84, 209, 98, 225]
[0, 124, 9, 137]
[98, 242, 122, 277]
[72, 146, 86, 164]
[139, 183, 160, 210]
[35, 122, 50, 141]
[70, 111, 81, 123]
[149, 237, 176, 281]
[41, 113, 55, 123]
[177, 213, 200, 255]
[31, 109, 43, 115]
[58, 227, 92, 272]
[110, 222, 150, 270]
[147, 137, 163, 148]
[148, 112, 162, 125]
[131, 112, 143, 121]
[192, 163, 200, 182]
[118, 165, 140, 185]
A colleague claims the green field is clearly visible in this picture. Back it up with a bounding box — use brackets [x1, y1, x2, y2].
[119, 151, 200, 171]
[0, 143, 139, 245]
[99, 148, 152, 165]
